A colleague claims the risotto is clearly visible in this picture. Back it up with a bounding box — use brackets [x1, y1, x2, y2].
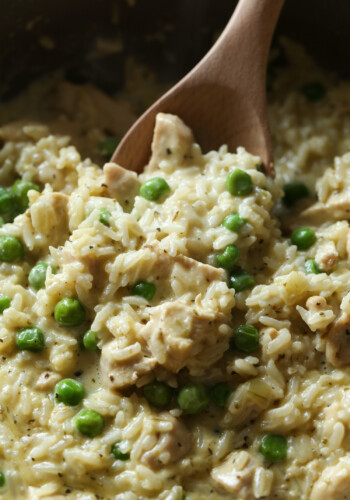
[0, 39, 350, 499]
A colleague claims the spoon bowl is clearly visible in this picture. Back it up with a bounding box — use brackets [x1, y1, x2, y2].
[111, 0, 285, 176]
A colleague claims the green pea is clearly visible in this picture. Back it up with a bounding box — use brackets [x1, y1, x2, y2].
[0, 471, 5, 487]
[283, 181, 309, 207]
[0, 235, 24, 262]
[140, 177, 170, 201]
[55, 378, 85, 406]
[28, 262, 56, 290]
[0, 295, 10, 314]
[177, 383, 209, 414]
[11, 180, 40, 211]
[229, 268, 255, 293]
[221, 212, 247, 232]
[0, 188, 15, 215]
[99, 137, 120, 160]
[131, 281, 156, 301]
[291, 227, 316, 250]
[225, 169, 253, 196]
[232, 325, 259, 353]
[208, 382, 232, 408]
[216, 245, 240, 269]
[259, 434, 288, 462]
[301, 82, 326, 102]
[99, 208, 111, 226]
[74, 409, 104, 438]
[111, 441, 130, 461]
[305, 259, 321, 274]
[83, 330, 99, 351]
[54, 297, 86, 327]
[143, 381, 173, 408]
[16, 326, 45, 352]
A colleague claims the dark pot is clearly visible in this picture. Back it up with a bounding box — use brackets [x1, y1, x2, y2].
[0, 0, 348, 103]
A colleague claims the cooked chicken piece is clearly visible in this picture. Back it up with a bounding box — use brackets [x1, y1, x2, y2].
[80, 253, 109, 291]
[222, 379, 273, 427]
[174, 253, 225, 282]
[171, 255, 235, 319]
[148, 113, 195, 172]
[140, 413, 192, 470]
[297, 296, 335, 332]
[315, 240, 338, 271]
[297, 189, 350, 225]
[139, 300, 229, 374]
[104, 244, 232, 383]
[326, 313, 350, 367]
[103, 162, 139, 206]
[29, 192, 69, 249]
[170, 255, 230, 308]
[211, 451, 261, 498]
[310, 457, 350, 500]
[101, 339, 157, 390]
[35, 371, 62, 391]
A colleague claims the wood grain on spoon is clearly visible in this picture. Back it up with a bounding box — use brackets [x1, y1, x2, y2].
[111, 0, 285, 176]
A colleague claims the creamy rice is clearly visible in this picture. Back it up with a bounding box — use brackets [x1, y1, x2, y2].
[0, 39, 350, 499]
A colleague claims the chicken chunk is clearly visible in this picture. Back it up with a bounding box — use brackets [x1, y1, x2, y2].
[222, 379, 273, 427]
[315, 240, 338, 271]
[297, 296, 335, 332]
[211, 451, 263, 498]
[148, 113, 195, 172]
[103, 162, 139, 206]
[100, 339, 157, 390]
[104, 246, 232, 384]
[35, 371, 62, 391]
[326, 313, 350, 367]
[29, 192, 69, 249]
[174, 253, 225, 283]
[310, 457, 350, 500]
[298, 189, 350, 225]
[140, 412, 192, 470]
[139, 300, 229, 375]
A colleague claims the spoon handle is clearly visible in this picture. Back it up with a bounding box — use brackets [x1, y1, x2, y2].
[200, 0, 285, 87]
[179, 0, 285, 175]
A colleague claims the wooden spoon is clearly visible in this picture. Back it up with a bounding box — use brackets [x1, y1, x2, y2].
[111, 0, 285, 176]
